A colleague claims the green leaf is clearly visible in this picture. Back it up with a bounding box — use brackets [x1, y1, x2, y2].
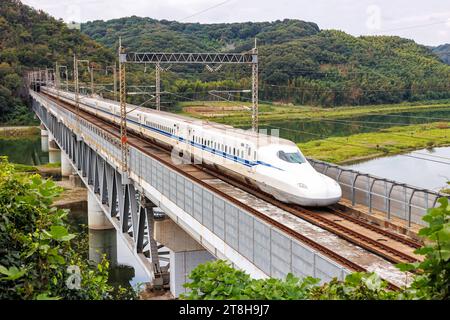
[0, 265, 27, 281]
[396, 262, 419, 272]
[35, 293, 61, 300]
[47, 226, 76, 241]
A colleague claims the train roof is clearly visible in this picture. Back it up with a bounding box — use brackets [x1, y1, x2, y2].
[49, 87, 295, 148]
[127, 103, 294, 147]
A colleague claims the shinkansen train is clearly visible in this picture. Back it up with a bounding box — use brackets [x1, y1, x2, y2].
[41, 86, 342, 206]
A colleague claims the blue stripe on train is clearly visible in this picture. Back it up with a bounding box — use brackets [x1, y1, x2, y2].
[77, 99, 284, 171]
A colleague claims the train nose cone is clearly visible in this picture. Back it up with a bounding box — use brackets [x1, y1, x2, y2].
[323, 175, 342, 198]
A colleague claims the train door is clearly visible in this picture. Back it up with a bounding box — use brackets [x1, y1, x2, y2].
[110, 106, 116, 125]
[138, 114, 144, 134]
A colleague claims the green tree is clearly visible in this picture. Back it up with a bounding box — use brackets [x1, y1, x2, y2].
[0, 156, 136, 300]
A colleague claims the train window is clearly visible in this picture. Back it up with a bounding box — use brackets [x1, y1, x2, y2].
[233, 147, 236, 156]
[248, 148, 251, 156]
[277, 150, 306, 164]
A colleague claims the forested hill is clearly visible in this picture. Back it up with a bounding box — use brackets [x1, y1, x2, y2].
[0, 0, 113, 124]
[431, 44, 450, 65]
[82, 17, 320, 51]
[82, 16, 450, 107]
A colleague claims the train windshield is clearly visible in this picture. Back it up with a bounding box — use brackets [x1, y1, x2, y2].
[277, 150, 306, 164]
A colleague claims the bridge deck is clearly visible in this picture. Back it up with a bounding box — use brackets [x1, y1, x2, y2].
[32, 89, 424, 288]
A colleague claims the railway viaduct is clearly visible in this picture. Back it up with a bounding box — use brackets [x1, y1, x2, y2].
[29, 84, 446, 297]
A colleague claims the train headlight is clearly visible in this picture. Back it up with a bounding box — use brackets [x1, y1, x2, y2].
[297, 183, 308, 189]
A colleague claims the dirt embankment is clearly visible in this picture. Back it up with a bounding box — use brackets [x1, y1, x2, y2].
[0, 126, 40, 137]
[184, 104, 249, 117]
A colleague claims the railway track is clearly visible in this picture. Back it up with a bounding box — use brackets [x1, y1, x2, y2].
[41, 91, 422, 288]
[201, 166, 423, 265]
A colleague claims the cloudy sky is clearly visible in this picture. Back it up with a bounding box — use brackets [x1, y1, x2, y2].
[22, 0, 450, 46]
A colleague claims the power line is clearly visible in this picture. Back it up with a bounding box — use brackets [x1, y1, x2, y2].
[263, 83, 450, 94]
[364, 111, 450, 122]
[307, 118, 444, 142]
[411, 151, 450, 161]
[369, 19, 450, 34]
[180, 0, 234, 22]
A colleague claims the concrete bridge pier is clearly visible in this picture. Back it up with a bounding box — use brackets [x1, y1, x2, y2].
[88, 191, 114, 230]
[88, 228, 118, 267]
[48, 137, 61, 164]
[61, 152, 73, 177]
[40, 124, 49, 152]
[154, 217, 215, 298]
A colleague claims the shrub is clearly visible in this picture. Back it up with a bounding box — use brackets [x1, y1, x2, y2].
[0, 156, 136, 300]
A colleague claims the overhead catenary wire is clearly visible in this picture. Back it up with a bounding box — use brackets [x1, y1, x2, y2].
[179, 0, 235, 22]
[369, 19, 450, 34]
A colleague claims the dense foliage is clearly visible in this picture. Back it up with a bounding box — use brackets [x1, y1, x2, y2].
[82, 16, 450, 107]
[182, 196, 450, 300]
[0, 157, 135, 299]
[397, 197, 450, 299]
[0, 0, 113, 124]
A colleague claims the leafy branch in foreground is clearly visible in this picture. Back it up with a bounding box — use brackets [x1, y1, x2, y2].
[0, 156, 136, 300]
[397, 197, 450, 300]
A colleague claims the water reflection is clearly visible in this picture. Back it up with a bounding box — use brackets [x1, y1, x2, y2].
[0, 135, 48, 165]
[238, 108, 450, 143]
[69, 208, 150, 289]
[347, 147, 450, 192]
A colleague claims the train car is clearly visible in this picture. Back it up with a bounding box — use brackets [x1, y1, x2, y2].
[41, 86, 342, 206]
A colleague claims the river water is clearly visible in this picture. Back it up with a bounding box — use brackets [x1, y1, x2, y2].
[237, 108, 450, 143]
[347, 146, 450, 192]
[68, 209, 151, 288]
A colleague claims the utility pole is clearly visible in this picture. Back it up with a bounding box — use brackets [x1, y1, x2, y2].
[90, 63, 94, 96]
[113, 61, 117, 101]
[106, 63, 117, 101]
[74, 55, 80, 136]
[251, 38, 259, 133]
[155, 63, 161, 111]
[63, 66, 69, 91]
[119, 37, 129, 179]
[55, 62, 60, 90]
[57, 65, 69, 91]
[73, 57, 89, 136]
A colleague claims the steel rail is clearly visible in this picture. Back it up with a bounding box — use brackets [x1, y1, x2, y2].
[201, 165, 422, 265]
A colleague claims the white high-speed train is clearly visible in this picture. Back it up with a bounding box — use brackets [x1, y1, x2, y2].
[41, 86, 342, 206]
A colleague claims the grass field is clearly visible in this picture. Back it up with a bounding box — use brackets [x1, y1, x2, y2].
[178, 99, 450, 126]
[298, 122, 450, 164]
[0, 126, 40, 137]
